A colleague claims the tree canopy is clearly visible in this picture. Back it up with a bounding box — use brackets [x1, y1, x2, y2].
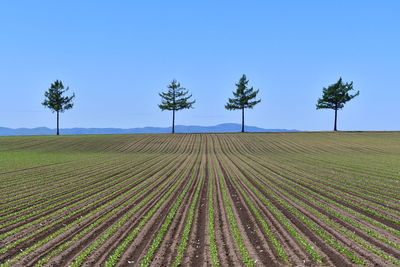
[158, 79, 195, 133]
[225, 74, 261, 132]
[225, 74, 261, 110]
[42, 80, 75, 135]
[316, 77, 359, 131]
[42, 80, 75, 113]
[316, 77, 359, 110]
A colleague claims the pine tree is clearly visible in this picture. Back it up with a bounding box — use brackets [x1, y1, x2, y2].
[225, 74, 261, 132]
[42, 80, 75, 135]
[158, 79, 195, 133]
[316, 77, 359, 131]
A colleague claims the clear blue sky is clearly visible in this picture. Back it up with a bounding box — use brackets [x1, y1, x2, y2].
[1, 1, 399, 131]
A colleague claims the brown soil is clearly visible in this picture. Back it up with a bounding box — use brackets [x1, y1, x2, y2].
[2, 133, 400, 267]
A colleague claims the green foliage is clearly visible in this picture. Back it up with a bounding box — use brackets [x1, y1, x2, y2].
[240, 152, 399, 264]
[233, 162, 324, 264]
[225, 74, 260, 110]
[226, 162, 289, 263]
[158, 79, 195, 133]
[225, 74, 261, 132]
[42, 80, 75, 113]
[3, 133, 400, 266]
[213, 154, 255, 266]
[171, 159, 205, 267]
[207, 168, 221, 267]
[316, 77, 359, 110]
[140, 160, 197, 266]
[104, 155, 197, 267]
[158, 79, 195, 111]
[42, 80, 75, 135]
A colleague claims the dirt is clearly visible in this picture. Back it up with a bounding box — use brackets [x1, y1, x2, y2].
[2, 133, 400, 267]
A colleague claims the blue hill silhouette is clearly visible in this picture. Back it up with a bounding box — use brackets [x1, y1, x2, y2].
[0, 123, 298, 136]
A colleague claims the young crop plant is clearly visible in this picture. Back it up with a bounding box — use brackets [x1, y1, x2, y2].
[288, 167, 400, 226]
[235, 158, 364, 263]
[0, 159, 150, 226]
[103, 154, 200, 267]
[212, 154, 255, 267]
[243, 152, 400, 237]
[2, 131, 400, 267]
[226, 161, 323, 264]
[282, 159, 400, 215]
[244, 153, 400, 253]
[140, 161, 200, 266]
[272, 181, 400, 265]
[206, 166, 221, 267]
[71, 155, 196, 267]
[273, 156, 400, 224]
[209, 145, 324, 264]
[2, 162, 173, 267]
[223, 164, 289, 264]
[272, 193, 365, 264]
[171, 156, 206, 267]
[0, 162, 153, 243]
[2, 155, 185, 265]
[230, 153, 399, 265]
[33, 159, 175, 267]
[268, 170, 400, 251]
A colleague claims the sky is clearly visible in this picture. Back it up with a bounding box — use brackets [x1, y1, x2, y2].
[0, 1, 399, 131]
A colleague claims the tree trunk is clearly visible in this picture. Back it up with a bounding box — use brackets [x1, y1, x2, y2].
[56, 111, 60, 136]
[172, 109, 175, 134]
[241, 108, 244, 133]
[334, 108, 338, 131]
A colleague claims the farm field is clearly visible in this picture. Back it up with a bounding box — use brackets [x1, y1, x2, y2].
[0, 132, 399, 267]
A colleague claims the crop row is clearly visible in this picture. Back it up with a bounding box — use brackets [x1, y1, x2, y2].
[1, 133, 399, 266]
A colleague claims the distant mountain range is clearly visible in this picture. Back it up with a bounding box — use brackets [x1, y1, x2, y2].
[0, 123, 298, 136]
